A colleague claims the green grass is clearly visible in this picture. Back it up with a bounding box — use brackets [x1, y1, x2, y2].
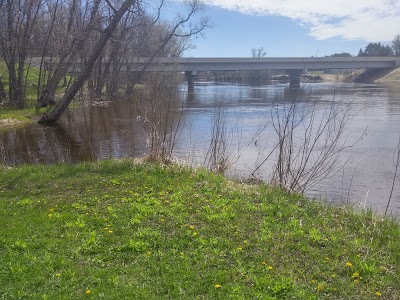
[0, 61, 75, 128]
[0, 106, 52, 129]
[0, 160, 399, 299]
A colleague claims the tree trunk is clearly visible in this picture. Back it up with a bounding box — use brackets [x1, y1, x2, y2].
[0, 76, 6, 102]
[38, 0, 136, 124]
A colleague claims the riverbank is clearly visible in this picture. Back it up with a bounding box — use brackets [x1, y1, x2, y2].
[333, 67, 400, 84]
[0, 106, 46, 129]
[375, 67, 400, 83]
[0, 160, 398, 299]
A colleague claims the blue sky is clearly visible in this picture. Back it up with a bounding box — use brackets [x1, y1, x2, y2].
[162, 0, 400, 57]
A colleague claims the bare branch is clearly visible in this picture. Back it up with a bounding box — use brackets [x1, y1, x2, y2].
[104, 0, 117, 13]
[385, 135, 400, 216]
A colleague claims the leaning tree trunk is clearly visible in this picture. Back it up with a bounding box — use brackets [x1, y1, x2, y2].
[38, 0, 136, 125]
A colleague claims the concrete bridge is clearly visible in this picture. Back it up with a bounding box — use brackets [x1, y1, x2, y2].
[123, 56, 400, 87]
[33, 56, 400, 87]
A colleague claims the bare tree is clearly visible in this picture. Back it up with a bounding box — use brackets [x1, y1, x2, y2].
[249, 46, 268, 83]
[252, 95, 360, 194]
[251, 46, 267, 58]
[38, 0, 137, 124]
[392, 34, 400, 56]
[37, 0, 207, 124]
[0, 0, 43, 107]
[124, 0, 208, 95]
[135, 70, 184, 162]
[36, 0, 102, 107]
[204, 102, 231, 173]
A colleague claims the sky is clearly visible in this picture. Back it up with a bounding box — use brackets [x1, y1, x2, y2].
[162, 0, 400, 57]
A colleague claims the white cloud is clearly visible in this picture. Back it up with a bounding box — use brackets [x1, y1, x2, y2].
[199, 0, 400, 41]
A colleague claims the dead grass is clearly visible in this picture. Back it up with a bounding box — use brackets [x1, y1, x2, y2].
[0, 117, 30, 129]
[320, 73, 347, 82]
[375, 67, 400, 83]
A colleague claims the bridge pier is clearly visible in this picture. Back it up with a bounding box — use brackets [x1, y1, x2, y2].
[185, 71, 197, 93]
[287, 70, 303, 87]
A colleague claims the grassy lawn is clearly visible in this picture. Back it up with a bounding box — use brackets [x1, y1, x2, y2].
[0, 160, 399, 299]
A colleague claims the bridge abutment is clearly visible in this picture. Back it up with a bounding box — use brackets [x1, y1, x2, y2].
[185, 71, 197, 93]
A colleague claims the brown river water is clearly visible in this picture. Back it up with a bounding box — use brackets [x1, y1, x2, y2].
[1, 81, 399, 215]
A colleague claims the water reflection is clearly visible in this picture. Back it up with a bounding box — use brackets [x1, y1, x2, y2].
[0, 99, 146, 165]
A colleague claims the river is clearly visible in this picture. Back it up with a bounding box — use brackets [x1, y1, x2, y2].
[1, 81, 399, 215]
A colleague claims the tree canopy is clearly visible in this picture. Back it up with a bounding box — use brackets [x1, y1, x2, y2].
[358, 42, 394, 57]
[328, 52, 352, 57]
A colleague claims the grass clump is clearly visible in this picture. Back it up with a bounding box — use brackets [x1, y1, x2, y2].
[0, 107, 51, 129]
[0, 160, 399, 299]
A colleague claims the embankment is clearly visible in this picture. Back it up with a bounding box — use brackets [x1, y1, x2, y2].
[340, 67, 400, 84]
[375, 66, 400, 83]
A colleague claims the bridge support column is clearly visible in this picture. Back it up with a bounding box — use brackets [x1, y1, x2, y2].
[287, 70, 303, 87]
[185, 71, 197, 93]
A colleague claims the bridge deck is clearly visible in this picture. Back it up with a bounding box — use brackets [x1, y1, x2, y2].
[125, 57, 400, 72]
[30, 56, 400, 73]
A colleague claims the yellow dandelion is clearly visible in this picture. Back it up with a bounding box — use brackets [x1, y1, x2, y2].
[85, 290, 91, 295]
[104, 227, 109, 231]
[268, 266, 273, 270]
[56, 273, 61, 277]
[160, 218, 165, 222]
[375, 291, 382, 297]
[189, 225, 195, 229]
[108, 230, 113, 234]
[243, 240, 248, 244]
[345, 262, 353, 267]
[192, 232, 198, 236]
[352, 272, 360, 279]
[147, 251, 151, 256]
[214, 284, 222, 288]
[262, 261, 267, 266]
[311, 280, 316, 284]
[317, 284, 324, 291]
